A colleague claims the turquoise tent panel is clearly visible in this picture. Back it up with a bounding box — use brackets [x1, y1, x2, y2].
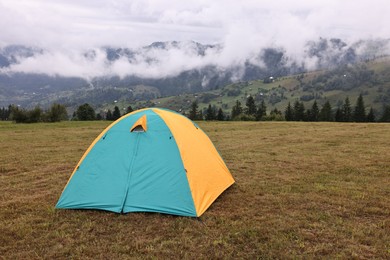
[56, 110, 196, 216]
[56, 132, 135, 212]
[56, 111, 147, 212]
[123, 111, 197, 216]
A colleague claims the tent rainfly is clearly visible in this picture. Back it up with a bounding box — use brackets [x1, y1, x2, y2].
[56, 108, 234, 217]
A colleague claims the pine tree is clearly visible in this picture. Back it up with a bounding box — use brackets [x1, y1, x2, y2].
[335, 107, 343, 122]
[126, 106, 134, 114]
[106, 109, 113, 120]
[197, 110, 203, 120]
[293, 100, 305, 121]
[245, 96, 257, 116]
[271, 108, 282, 116]
[310, 100, 320, 121]
[231, 100, 243, 119]
[0, 107, 4, 121]
[366, 108, 375, 122]
[256, 100, 267, 121]
[189, 101, 199, 120]
[353, 94, 366, 122]
[342, 97, 352, 122]
[205, 104, 216, 120]
[380, 105, 390, 122]
[284, 102, 293, 121]
[112, 106, 121, 120]
[217, 108, 225, 121]
[7, 105, 12, 120]
[305, 109, 312, 122]
[319, 101, 333, 121]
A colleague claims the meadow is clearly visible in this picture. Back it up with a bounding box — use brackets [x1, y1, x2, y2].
[0, 121, 389, 259]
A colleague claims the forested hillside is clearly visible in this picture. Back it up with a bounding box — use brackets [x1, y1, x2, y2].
[137, 57, 390, 119]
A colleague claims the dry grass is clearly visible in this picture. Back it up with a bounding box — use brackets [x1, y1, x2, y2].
[0, 121, 389, 259]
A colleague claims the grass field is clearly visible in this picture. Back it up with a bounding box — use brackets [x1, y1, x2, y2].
[1, 121, 389, 259]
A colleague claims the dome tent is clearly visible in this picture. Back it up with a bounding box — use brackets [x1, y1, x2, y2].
[56, 108, 234, 217]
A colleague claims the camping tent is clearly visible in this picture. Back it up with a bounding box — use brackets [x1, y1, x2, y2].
[56, 108, 234, 217]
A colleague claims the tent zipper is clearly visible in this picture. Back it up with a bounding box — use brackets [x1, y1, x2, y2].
[120, 133, 141, 212]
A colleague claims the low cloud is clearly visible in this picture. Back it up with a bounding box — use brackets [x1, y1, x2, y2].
[0, 0, 389, 80]
[1, 38, 389, 81]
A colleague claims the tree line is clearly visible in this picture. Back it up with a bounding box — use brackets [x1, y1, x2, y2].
[0, 103, 135, 123]
[186, 101, 226, 121]
[188, 94, 390, 122]
[187, 98, 282, 121]
[283, 94, 389, 122]
[71, 104, 134, 121]
[1, 104, 68, 123]
[2, 96, 390, 123]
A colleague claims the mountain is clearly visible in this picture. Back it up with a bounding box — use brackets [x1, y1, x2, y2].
[139, 57, 390, 117]
[0, 38, 389, 108]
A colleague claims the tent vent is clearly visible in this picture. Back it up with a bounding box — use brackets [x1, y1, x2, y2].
[130, 115, 147, 132]
[131, 125, 145, 132]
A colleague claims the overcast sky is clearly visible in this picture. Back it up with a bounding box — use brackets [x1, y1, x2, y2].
[0, 0, 389, 79]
